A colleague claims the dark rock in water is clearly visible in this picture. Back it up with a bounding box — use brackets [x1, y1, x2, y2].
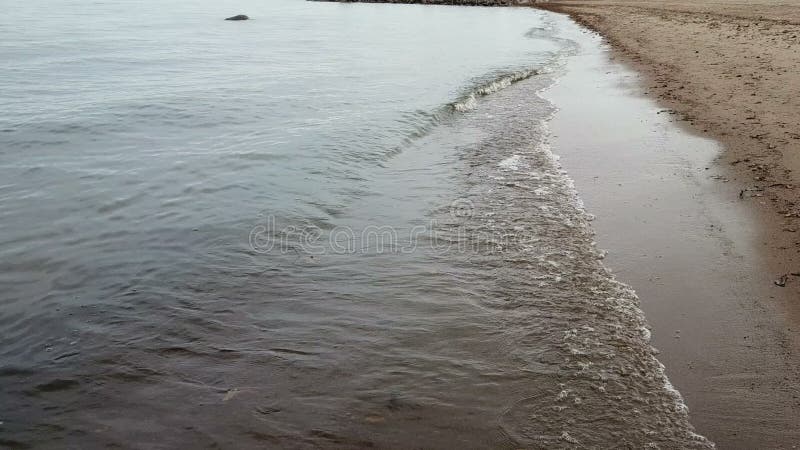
[225, 14, 249, 21]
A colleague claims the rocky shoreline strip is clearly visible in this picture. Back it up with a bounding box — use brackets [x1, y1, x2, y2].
[311, 0, 527, 5]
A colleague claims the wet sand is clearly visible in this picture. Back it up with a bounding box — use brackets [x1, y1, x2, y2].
[537, 0, 800, 304]
[546, 27, 800, 448]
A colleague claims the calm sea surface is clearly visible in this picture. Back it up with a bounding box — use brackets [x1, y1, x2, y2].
[0, 0, 711, 447]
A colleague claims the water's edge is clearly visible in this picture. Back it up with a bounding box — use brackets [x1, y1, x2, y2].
[0, 3, 718, 447]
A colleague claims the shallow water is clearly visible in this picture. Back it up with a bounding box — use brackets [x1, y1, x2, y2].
[1, 0, 711, 447]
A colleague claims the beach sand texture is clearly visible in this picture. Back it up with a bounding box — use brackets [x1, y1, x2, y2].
[540, 0, 800, 292]
[539, 3, 800, 447]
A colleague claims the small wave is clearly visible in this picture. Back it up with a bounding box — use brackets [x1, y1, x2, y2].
[450, 69, 540, 112]
[371, 68, 543, 165]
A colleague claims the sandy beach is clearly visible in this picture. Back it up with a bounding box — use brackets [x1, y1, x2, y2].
[534, 1, 800, 446]
[329, 0, 800, 444]
[4, 0, 799, 446]
[547, 29, 800, 447]
[538, 0, 800, 293]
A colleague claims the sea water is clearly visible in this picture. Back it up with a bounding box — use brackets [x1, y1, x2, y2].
[0, 0, 711, 447]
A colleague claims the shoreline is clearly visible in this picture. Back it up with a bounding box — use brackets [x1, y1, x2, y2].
[545, 26, 800, 446]
[310, 0, 519, 5]
[317, 2, 800, 288]
[3, 0, 797, 446]
[534, 3, 800, 444]
[535, 0, 800, 297]
[315, 0, 800, 445]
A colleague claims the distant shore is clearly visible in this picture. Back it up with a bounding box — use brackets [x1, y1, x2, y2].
[311, 0, 522, 5]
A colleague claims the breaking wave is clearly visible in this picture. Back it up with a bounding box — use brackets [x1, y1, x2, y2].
[450, 68, 540, 112]
[430, 56, 713, 446]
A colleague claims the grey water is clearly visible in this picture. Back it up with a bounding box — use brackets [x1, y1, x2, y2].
[1, 0, 711, 447]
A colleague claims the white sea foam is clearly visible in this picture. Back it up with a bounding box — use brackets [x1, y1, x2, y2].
[506, 112, 707, 447]
[453, 94, 478, 112]
[451, 69, 540, 112]
[498, 154, 524, 171]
